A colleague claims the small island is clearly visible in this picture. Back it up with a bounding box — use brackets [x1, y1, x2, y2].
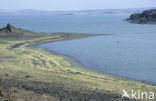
[126, 9, 156, 24]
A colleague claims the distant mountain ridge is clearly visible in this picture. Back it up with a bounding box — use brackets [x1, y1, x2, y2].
[0, 7, 156, 15]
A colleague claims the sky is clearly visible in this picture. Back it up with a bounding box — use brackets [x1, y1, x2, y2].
[0, 0, 156, 11]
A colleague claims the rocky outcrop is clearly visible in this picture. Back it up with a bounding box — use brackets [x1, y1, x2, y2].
[0, 24, 38, 38]
[0, 23, 13, 32]
[126, 9, 156, 24]
[0, 23, 35, 33]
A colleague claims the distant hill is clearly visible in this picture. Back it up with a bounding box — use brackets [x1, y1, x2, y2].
[0, 7, 156, 15]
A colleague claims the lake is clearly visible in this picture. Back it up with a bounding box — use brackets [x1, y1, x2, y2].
[1, 14, 156, 83]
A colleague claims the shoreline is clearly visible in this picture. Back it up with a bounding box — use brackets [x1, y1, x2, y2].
[37, 38, 156, 86]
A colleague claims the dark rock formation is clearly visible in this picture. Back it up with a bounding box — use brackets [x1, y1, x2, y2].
[0, 23, 20, 33]
[6, 23, 12, 32]
[126, 9, 156, 24]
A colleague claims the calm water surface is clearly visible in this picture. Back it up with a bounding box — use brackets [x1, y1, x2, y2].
[1, 14, 156, 83]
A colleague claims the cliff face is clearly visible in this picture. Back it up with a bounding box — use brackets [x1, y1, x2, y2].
[126, 9, 156, 24]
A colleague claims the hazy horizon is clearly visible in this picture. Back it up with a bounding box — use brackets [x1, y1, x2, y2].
[1, 0, 156, 11]
[1, 7, 156, 12]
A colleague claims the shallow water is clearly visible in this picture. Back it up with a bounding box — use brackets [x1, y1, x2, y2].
[1, 14, 156, 83]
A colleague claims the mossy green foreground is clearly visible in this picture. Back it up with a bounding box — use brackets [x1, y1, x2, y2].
[0, 25, 156, 101]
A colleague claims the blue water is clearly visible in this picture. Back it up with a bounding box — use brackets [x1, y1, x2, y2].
[0, 14, 155, 34]
[40, 34, 156, 83]
[1, 14, 156, 83]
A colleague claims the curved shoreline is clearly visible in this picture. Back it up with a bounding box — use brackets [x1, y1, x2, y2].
[37, 38, 156, 86]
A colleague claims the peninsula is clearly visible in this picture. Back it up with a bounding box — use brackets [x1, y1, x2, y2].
[0, 24, 156, 101]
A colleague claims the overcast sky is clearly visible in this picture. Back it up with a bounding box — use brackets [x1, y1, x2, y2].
[0, 0, 156, 11]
